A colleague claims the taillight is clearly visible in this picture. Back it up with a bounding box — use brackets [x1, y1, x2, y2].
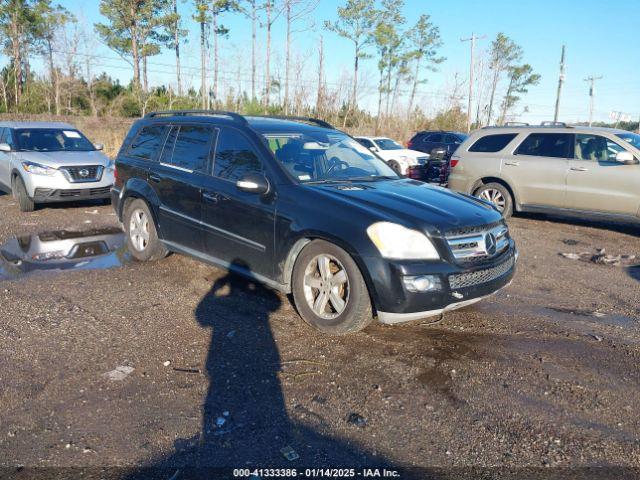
[407, 140, 414, 149]
[450, 155, 460, 168]
[407, 166, 422, 179]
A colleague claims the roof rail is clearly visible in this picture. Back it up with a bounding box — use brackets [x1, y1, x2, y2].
[144, 110, 248, 124]
[504, 121, 529, 126]
[540, 121, 569, 127]
[252, 115, 335, 130]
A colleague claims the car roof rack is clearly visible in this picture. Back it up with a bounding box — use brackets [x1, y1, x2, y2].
[251, 115, 335, 130]
[504, 121, 529, 126]
[144, 110, 248, 124]
[540, 121, 570, 127]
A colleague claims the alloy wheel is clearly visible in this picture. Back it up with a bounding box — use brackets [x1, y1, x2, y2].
[479, 188, 506, 212]
[303, 254, 350, 319]
[129, 208, 150, 252]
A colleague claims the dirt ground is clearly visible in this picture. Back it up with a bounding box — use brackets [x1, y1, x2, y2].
[0, 190, 639, 479]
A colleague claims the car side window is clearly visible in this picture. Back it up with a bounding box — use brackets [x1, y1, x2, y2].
[128, 124, 169, 161]
[426, 133, 443, 143]
[161, 125, 215, 172]
[0, 128, 14, 148]
[445, 134, 459, 144]
[358, 138, 374, 149]
[574, 134, 626, 162]
[213, 128, 262, 181]
[515, 133, 573, 158]
[468, 133, 518, 153]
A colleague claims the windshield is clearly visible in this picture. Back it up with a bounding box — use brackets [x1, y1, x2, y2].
[616, 132, 640, 150]
[374, 138, 403, 150]
[15, 128, 96, 152]
[263, 131, 399, 183]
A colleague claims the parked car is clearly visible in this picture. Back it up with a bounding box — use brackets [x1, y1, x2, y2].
[112, 111, 517, 334]
[408, 130, 468, 155]
[354, 136, 428, 175]
[448, 123, 640, 221]
[0, 121, 114, 212]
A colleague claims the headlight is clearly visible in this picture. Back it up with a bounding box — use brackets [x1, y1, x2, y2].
[22, 161, 57, 176]
[366, 222, 440, 260]
[105, 160, 115, 172]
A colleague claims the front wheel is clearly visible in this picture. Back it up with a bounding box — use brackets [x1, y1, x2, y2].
[13, 176, 35, 212]
[292, 240, 372, 335]
[124, 198, 168, 261]
[475, 182, 513, 218]
[387, 160, 403, 175]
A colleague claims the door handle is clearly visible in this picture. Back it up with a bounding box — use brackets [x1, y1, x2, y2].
[504, 161, 520, 166]
[149, 174, 161, 183]
[570, 167, 588, 172]
[202, 192, 219, 204]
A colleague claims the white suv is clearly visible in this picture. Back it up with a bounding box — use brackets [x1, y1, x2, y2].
[355, 136, 429, 175]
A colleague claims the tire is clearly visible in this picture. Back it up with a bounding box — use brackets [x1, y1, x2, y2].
[475, 182, 513, 218]
[292, 240, 373, 335]
[123, 198, 168, 261]
[387, 160, 402, 175]
[13, 176, 35, 212]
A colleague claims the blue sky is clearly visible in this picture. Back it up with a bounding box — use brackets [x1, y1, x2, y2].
[52, 0, 640, 123]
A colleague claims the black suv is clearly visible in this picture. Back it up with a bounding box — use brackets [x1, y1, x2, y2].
[408, 130, 468, 155]
[112, 111, 517, 334]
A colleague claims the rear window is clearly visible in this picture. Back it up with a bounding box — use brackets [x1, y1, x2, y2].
[160, 125, 215, 172]
[515, 133, 573, 158]
[468, 134, 517, 153]
[128, 124, 169, 160]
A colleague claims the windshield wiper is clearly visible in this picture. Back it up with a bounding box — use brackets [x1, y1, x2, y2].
[345, 175, 398, 182]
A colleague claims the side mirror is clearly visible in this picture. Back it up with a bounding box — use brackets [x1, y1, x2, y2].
[236, 173, 269, 194]
[369, 146, 378, 153]
[94, 143, 104, 151]
[0, 143, 11, 152]
[615, 151, 638, 165]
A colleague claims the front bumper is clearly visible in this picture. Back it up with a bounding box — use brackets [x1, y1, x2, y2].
[23, 168, 114, 202]
[367, 241, 517, 324]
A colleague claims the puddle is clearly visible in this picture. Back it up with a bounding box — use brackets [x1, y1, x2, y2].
[0, 228, 131, 281]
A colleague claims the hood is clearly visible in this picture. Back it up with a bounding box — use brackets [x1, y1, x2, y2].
[19, 150, 110, 168]
[309, 179, 501, 233]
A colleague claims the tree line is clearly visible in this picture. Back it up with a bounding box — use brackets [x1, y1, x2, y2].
[0, 0, 541, 132]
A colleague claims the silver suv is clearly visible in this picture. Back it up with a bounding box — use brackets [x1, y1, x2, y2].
[448, 123, 640, 221]
[0, 122, 114, 212]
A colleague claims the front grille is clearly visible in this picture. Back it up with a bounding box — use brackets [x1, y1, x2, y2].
[61, 165, 103, 183]
[449, 252, 515, 289]
[445, 222, 510, 263]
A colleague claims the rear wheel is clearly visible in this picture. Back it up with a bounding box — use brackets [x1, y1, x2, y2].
[124, 199, 168, 261]
[292, 240, 372, 335]
[13, 176, 35, 212]
[475, 182, 513, 218]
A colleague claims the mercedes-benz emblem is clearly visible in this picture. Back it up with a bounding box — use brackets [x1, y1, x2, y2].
[484, 232, 497, 256]
[78, 169, 90, 178]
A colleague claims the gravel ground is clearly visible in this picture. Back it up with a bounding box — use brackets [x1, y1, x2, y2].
[0, 191, 639, 479]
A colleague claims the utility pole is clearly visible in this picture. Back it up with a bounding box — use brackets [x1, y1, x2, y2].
[461, 33, 485, 133]
[553, 45, 565, 123]
[584, 75, 603, 126]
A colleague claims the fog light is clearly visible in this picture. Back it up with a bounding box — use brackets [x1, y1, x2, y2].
[403, 275, 441, 292]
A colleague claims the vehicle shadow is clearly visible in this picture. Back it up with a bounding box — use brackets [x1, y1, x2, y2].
[628, 266, 640, 283]
[125, 261, 403, 479]
[516, 212, 640, 237]
[37, 198, 110, 210]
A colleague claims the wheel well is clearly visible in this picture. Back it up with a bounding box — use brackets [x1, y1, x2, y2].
[473, 177, 517, 208]
[283, 237, 379, 315]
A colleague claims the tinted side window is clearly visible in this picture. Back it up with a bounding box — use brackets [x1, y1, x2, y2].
[128, 125, 168, 160]
[468, 134, 517, 153]
[0, 128, 14, 148]
[214, 129, 262, 181]
[445, 134, 460, 144]
[426, 133, 444, 143]
[163, 125, 215, 172]
[515, 133, 572, 158]
[358, 138, 374, 148]
[575, 134, 625, 162]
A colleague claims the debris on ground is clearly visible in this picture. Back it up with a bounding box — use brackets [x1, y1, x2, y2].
[103, 366, 134, 381]
[280, 445, 300, 461]
[172, 367, 201, 374]
[163, 361, 171, 367]
[346, 412, 367, 427]
[559, 248, 637, 267]
[562, 239, 580, 246]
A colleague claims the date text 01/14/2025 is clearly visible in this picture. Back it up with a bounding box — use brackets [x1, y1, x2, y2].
[233, 468, 401, 478]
